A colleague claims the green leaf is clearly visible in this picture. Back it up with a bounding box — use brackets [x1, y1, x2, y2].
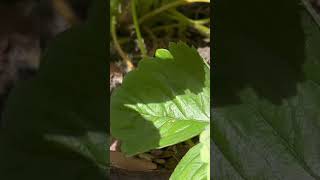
[155, 48, 174, 59]
[170, 126, 210, 180]
[44, 132, 108, 169]
[200, 127, 210, 179]
[170, 143, 208, 180]
[111, 42, 210, 155]
[0, 0, 108, 179]
[213, 1, 320, 179]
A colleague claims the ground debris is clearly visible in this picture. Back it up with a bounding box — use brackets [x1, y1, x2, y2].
[197, 46, 210, 64]
[110, 151, 157, 171]
[110, 62, 123, 92]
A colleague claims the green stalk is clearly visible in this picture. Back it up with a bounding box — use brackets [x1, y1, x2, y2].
[152, 24, 183, 32]
[143, 26, 158, 50]
[168, 10, 210, 37]
[131, 0, 147, 58]
[185, 139, 195, 147]
[111, 16, 134, 70]
[193, 18, 210, 25]
[138, 0, 210, 24]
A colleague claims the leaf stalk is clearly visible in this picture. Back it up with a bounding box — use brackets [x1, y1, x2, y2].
[131, 0, 148, 58]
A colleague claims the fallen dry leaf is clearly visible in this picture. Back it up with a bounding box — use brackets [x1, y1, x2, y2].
[110, 151, 157, 171]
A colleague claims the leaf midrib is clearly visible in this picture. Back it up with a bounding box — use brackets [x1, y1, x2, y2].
[246, 101, 320, 179]
[214, 96, 320, 180]
[140, 112, 209, 123]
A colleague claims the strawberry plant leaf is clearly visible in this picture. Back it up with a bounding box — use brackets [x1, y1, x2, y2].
[111, 42, 210, 155]
[170, 126, 210, 180]
[0, 0, 107, 179]
[170, 143, 207, 180]
[213, 1, 320, 179]
[155, 48, 174, 59]
[200, 126, 210, 179]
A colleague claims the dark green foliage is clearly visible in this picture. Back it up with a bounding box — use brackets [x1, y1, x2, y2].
[213, 0, 320, 179]
[0, 0, 108, 179]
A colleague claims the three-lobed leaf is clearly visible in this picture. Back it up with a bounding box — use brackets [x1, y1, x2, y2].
[111, 42, 210, 156]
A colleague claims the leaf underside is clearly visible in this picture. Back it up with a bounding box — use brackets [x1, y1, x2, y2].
[213, 1, 320, 179]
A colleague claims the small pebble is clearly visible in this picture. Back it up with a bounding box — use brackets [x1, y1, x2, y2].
[154, 159, 166, 164]
[150, 149, 163, 156]
[138, 153, 154, 161]
[158, 150, 174, 158]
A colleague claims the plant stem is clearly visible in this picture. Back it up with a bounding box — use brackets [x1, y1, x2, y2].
[186, 139, 195, 147]
[143, 26, 158, 52]
[111, 16, 134, 71]
[152, 24, 183, 32]
[193, 23, 210, 37]
[168, 10, 210, 37]
[131, 0, 148, 58]
[138, 0, 210, 24]
[193, 18, 210, 25]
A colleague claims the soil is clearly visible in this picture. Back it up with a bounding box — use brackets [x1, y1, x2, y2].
[0, 0, 89, 125]
[110, 167, 171, 180]
[311, 0, 320, 11]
